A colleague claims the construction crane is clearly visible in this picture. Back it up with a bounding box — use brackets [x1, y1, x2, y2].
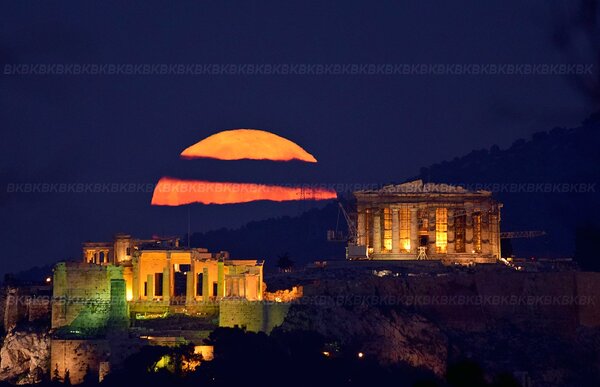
[500, 231, 546, 239]
[327, 202, 358, 243]
[326, 203, 369, 259]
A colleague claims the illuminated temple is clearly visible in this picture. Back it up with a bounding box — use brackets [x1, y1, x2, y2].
[81, 234, 263, 305]
[52, 235, 270, 335]
[352, 180, 502, 264]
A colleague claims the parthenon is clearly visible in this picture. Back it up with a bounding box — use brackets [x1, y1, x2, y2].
[353, 180, 502, 264]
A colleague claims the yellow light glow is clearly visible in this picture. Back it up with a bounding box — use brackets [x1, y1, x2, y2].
[399, 207, 411, 252]
[382, 208, 392, 251]
[126, 288, 133, 301]
[181, 129, 317, 163]
[357, 352, 364, 358]
[45, 277, 52, 283]
[435, 208, 448, 253]
[194, 345, 214, 361]
[322, 351, 330, 357]
[473, 213, 482, 253]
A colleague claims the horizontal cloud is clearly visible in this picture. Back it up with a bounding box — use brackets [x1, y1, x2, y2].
[151, 177, 337, 206]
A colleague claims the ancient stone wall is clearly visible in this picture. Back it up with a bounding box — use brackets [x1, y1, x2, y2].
[302, 270, 600, 334]
[219, 300, 291, 333]
[52, 263, 128, 332]
[283, 269, 600, 381]
[264, 286, 303, 302]
[50, 339, 110, 384]
[3, 288, 27, 331]
[28, 296, 51, 323]
[108, 279, 128, 329]
[1, 286, 51, 332]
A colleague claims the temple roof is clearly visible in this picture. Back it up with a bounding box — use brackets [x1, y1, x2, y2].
[355, 180, 492, 196]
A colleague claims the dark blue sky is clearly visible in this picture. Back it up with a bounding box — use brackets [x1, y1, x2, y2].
[0, 0, 595, 274]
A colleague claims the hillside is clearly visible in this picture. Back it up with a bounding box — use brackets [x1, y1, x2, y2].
[189, 203, 347, 271]
[414, 113, 600, 261]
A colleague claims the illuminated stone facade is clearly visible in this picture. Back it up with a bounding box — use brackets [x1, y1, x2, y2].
[49, 235, 268, 382]
[53, 236, 265, 332]
[354, 180, 502, 264]
[52, 263, 128, 331]
[80, 235, 264, 309]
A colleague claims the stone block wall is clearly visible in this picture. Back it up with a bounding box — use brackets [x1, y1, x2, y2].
[50, 339, 110, 384]
[108, 279, 128, 329]
[3, 288, 27, 331]
[1, 286, 51, 331]
[264, 286, 303, 302]
[303, 270, 600, 334]
[219, 300, 291, 333]
[52, 262, 128, 331]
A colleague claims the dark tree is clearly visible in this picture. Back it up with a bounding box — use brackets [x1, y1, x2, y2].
[52, 364, 60, 382]
[491, 372, 522, 387]
[500, 239, 513, 258]
[277, 252, 295, 272]
[574, 222, 600, 271]
[63, 369, 71, 386]
[446, 360, 486, 387]
[82, 365, 97, 385]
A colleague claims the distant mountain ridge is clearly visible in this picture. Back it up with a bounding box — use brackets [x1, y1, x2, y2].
[189, 114, 600, 268]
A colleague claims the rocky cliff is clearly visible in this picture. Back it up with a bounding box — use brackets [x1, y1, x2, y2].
[0, 330, 50, 385]
[281, 302, 448, 375]
[279, 269, 600, 385]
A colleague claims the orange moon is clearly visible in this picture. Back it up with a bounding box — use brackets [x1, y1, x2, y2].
[180, 129, 318, 163]
[151, 177, 337, 206]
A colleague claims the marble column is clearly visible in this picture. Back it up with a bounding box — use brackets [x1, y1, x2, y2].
[410, 207, 418, 255]
[373, 211, 381, 254]
[186, 268, 195, 304]
[428, 209, 436, 255]
[162, 266, 170, 303]
[258, 264, 264, 301]
[447, 208, 455, 254]
[147, 274, 154, 298]
[465, 208, 474, 254]
[132, 257, 140, 300]
[357, 209, 366, 246]
[202, 267, 209, 302]
[240, 278, 245, 298]
[391, 208, 400, 254]
[490, 213, 500, 258]
[217, 259, 225, 298]
[481, 211, 491, 255]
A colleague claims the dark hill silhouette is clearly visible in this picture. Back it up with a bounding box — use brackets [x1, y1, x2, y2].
[190, 202, 347, 270]
[190, 114, 600, 268]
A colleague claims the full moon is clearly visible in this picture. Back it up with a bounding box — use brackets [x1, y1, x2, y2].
[180, 129, 318, 163]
